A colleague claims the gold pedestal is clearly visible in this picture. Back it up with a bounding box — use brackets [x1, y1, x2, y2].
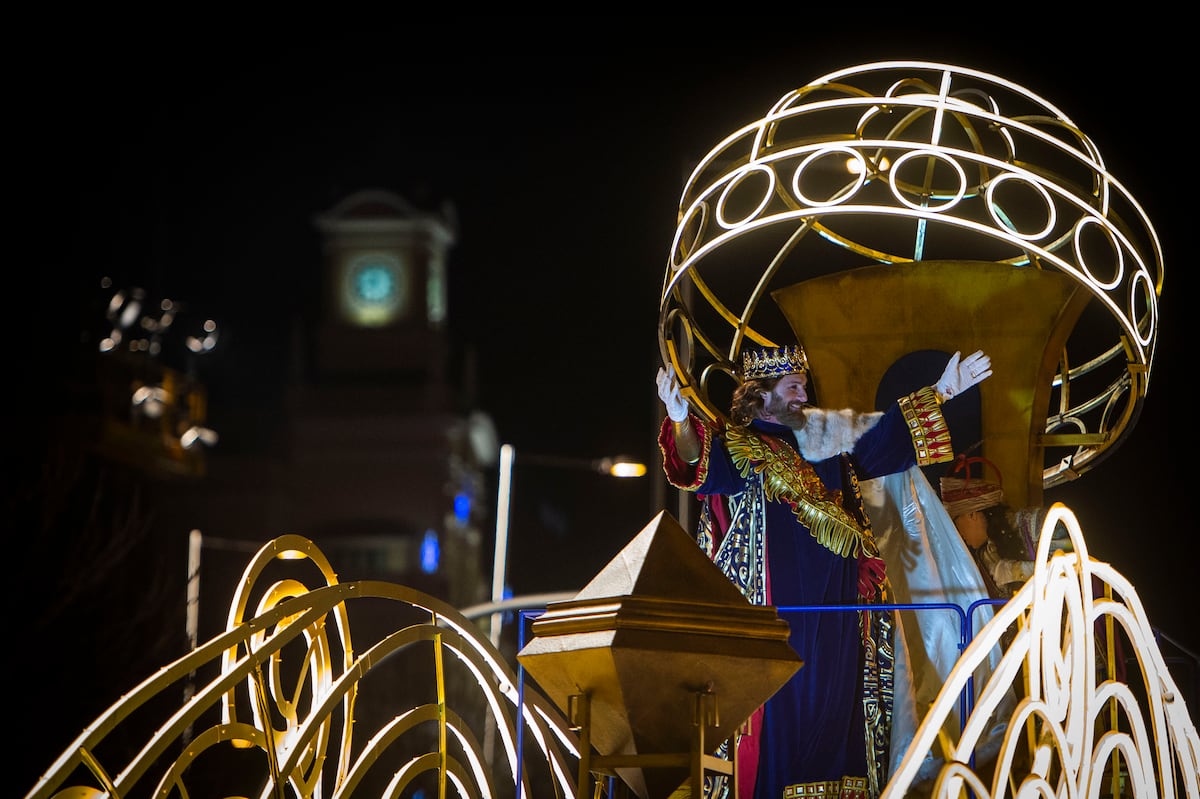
[573, 687, 735, 798]
[518, 511, 802, 799]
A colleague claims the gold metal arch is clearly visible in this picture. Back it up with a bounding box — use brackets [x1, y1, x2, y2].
[25, 534, 580, 799]
[658, 60, 1163, 492]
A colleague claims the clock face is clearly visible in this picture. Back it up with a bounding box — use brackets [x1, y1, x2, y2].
[342, 253, 408, 326]
[355, 263, 395, 303]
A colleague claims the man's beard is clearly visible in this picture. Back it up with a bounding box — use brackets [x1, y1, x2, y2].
[764, 393, 809, 429]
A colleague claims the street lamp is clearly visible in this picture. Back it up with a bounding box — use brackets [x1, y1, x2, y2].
[489, 444, 647, 645]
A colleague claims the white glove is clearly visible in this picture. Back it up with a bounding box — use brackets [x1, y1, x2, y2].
[936, 350, 992, 401]
[656, 364, 690, 422]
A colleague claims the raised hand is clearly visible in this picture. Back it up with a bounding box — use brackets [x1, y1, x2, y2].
[656, 364, 690, 422]
[936, 350, 992, 401]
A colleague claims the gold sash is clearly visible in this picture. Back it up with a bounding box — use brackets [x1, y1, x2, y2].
[724, 425, 867, 558]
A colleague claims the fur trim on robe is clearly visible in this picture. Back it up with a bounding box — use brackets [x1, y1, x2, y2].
[793, 407, 883, 461]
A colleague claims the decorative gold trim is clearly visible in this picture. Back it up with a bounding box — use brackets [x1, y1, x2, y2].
[742, 345, 810, 380]
[724, 425, 867, 557]
[897, 386, 954, 466]
[659, 416, 716, 490]
[783, 775, 868, 797]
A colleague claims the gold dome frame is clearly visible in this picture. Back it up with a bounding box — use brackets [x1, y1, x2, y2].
[658, 60, 1163, 495]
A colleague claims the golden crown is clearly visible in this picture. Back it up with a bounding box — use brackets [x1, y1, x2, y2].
[741, 345, 810, 381]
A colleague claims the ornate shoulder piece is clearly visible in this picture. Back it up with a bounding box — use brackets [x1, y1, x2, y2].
[724, 425, 868, 558]
[898, 385, 954, 465]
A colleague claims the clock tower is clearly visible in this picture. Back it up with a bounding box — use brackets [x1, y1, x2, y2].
[311, 188, 454, 386]
[261, 188, 495, 609]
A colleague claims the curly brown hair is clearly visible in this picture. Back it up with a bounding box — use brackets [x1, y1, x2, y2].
[730, 377, 776, 426]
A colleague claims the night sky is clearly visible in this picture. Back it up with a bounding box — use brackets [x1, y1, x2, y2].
[16, 21, 1189, 791]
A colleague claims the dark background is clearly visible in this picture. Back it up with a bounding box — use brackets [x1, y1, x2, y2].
[13, 21, 1189, 792]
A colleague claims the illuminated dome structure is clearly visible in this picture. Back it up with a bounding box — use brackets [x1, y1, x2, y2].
[658, 60, 1163, 507]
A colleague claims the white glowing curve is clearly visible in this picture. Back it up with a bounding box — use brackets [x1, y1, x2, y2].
[695, 95, 1102, 199]
[338, 708, 492, 799]
[443, 640, 519, 779]
[510, 719, 572, 798]
[514, 697, 581, 795]
[1071, 216, 1126, 292]
[382, 751, 473, 798]
[752, 65, 1157, 267]
[235, 582, 575, 798]
[984, 172, 1057, 242]
[788, 60, 1081, 122]
[1129, 269, 1157, 347]
[790, 145, 868, 207]
[667, 200, 710, 279]
[669, 129, 1155, 302]
[670, 82, 1163, 313]
[434, 604, 586, 785]
[879, 504, 1200, 799]
[253, 600, 576, 799]
[446, 723, 492, 797]
[274, 623, 445, 789]
[431, 613, 581, 793]
[435, 624, 578, 797]
[1090, 679, 1155, 789]
[887, 148, 968, 211]
[433, 611, 522, 703]
[666, 202, 1154, 363]
[674, 130, 1149, 275]
[716, 163, 776, 228]
[528, 700, 581, 753]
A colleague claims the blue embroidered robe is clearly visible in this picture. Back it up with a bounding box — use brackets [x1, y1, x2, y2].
[658, 389, 951, 799]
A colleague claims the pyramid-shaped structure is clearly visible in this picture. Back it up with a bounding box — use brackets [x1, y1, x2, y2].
[517, 510, 802, 798]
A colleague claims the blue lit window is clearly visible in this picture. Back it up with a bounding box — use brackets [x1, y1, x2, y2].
[421, 530, 440, 574]
[453, 492, 471, 524]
